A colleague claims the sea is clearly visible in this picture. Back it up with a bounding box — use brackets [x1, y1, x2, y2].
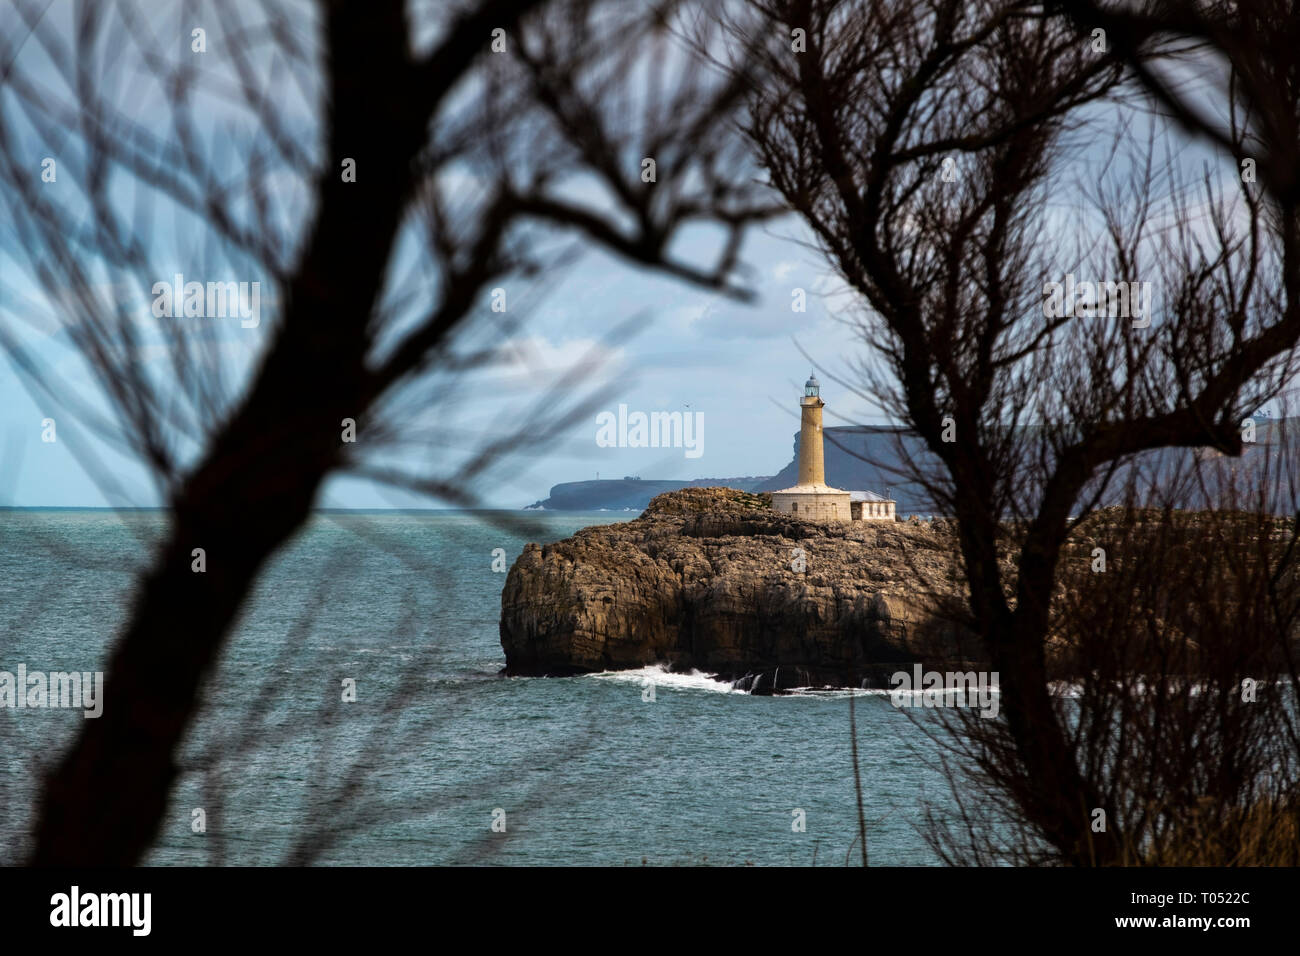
[0, 509, 961, 866]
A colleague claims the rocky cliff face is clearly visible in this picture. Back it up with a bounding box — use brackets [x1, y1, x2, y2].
[500, 487, 984, 691]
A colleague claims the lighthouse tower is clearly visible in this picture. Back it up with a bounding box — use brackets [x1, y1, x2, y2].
[770, 372, 852, 521]
[797, 373, 827, 485]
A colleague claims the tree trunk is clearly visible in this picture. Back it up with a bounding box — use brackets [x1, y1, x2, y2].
[30, 1, 424, 865]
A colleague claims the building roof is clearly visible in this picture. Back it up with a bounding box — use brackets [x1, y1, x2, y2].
[849, 490, 895, 502]
[771, 482, 848, 495]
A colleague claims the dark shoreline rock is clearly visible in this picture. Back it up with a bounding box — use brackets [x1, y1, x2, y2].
[499, 487, 986, 688]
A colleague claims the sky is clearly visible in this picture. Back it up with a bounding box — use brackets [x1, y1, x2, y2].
[0, 2, 875, 509]
[0, 209, 880, 508]
[0, 1, 1255, 510]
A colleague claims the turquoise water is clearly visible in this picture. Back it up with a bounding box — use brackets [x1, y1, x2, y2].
[0, 510, 955, 865]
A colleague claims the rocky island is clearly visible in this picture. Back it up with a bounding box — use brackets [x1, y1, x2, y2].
[499, 487, 985, 691]
[502, 368, 1292, 693]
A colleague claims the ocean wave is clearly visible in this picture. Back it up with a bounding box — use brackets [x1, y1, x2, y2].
[781, 687, 881, 699]
[585, 664, 738, 694]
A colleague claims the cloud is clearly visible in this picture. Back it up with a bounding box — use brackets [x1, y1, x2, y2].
[491, 334, 628, 385]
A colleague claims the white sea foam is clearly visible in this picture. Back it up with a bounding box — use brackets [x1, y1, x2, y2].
[588, 669, 910, 699]
[586, 664, 738, 694]
[888, 686, 1002, 698]
[783, 687, 880, 699]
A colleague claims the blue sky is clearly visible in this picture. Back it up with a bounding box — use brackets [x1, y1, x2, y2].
[0, 210, 881, 509]
[0, 2, 1253, 510]
[0, 1, 894, 510]
[0, 124, 1244, 510]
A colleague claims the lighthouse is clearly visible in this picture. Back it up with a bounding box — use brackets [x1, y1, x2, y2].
[770, 372, 897, 522]
[770, 372, 853, 521]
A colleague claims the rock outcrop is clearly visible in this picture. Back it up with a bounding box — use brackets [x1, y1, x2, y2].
[500, 487, 984, 690]
[525, 476, 771, 511]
